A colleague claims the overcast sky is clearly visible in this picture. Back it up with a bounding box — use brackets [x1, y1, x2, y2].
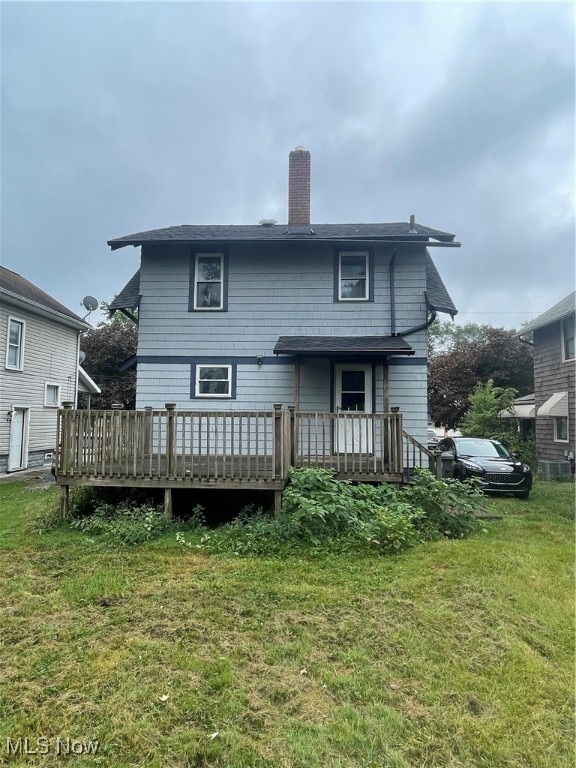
[2, 1, 574, 329]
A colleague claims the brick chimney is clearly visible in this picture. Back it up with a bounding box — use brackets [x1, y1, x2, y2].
[288, 147, 311, 226]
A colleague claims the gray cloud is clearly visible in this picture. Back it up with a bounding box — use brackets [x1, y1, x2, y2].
[1, 2, 573, 329]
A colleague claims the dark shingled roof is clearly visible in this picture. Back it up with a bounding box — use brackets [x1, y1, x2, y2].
[0, 266, 86, 325]
[273, 335, 414, 356]
[517, 291, 575, 336]
[109, 271, 141, 312]
[425, 253, 458, 318]
[108, 221, 457, 249]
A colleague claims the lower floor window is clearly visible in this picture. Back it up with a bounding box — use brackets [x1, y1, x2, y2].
[44, 382, 60, 407]
[195, 365, 232, 397]
[554, 416, 568, 442]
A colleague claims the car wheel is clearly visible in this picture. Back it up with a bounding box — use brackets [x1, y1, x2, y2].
[515, 490, 530, 499]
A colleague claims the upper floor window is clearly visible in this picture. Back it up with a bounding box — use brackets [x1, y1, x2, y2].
[338, 251, 369, 301]
[561, 316, 575, 362]
[193, 253, 225, 310]
[334, 250, 375, 303]
[5, 317, 25, 370]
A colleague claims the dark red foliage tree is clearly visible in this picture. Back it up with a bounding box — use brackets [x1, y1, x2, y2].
[80, 316, 137, 409]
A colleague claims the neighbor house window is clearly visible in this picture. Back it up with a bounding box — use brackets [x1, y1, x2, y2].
[44, 382, 60, 407]
[5, 317, 25, 370]
[561, 316, 575, 362]
[194, 253, 224, 310]
[554, 417, 568, 442]
[195, 365, 232, 397]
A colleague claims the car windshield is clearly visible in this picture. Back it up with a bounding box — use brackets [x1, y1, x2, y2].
[456, 439, 510, 458]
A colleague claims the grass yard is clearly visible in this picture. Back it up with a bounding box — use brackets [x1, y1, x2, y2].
[0, 478, 573, 768]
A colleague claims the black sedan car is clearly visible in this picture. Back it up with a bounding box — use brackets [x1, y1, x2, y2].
[437, 436, 532, 498]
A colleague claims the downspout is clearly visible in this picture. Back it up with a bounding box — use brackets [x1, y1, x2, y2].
[389, 247, 397, 335]
[398, 309, 437, 337]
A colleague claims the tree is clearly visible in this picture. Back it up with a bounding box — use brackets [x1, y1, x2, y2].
[459, 379, 517, 437]
[80, 311, 137, 409]
[428, 324, 533, 428]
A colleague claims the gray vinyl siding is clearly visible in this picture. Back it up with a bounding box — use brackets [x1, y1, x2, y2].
[134, 242, 430, 422]
[137, 243, 428, 358]
[0, 302, 80, 465]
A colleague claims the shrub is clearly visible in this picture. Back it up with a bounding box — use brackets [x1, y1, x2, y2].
[70, 501, 172, 546]
[402, 469, 485, 539]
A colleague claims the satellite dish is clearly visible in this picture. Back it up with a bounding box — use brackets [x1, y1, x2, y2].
[82, 296, 99, 312]
[79, 351, 86, 364]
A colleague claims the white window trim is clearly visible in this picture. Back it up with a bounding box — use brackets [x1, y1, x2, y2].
[194, 253, 224, 311]
[553, 416, 569, 443]
[561, 317, 575, 363]
[5, 316, 25, 371]
[338, 251, 369, 301]
[44, 381, 61, 408]
[195, 364, 232, 398]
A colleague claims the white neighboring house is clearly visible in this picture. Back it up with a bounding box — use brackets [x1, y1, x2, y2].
[0, 266, 98, 473]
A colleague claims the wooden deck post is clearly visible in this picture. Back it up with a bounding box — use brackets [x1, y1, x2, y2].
[59, 485, 70, 519]
[274, 490, 282, 518]
[273, 403, 283, 479]
[164, 488, 173, 520]
[288, 405, 296, 467]
[61, 401, 74, 476]
[165, 403, 176, 478]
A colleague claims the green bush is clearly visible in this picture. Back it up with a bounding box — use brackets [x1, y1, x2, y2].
[402, 469, 485, 539]
[176, 468, 486, 557]
[70, 501, 172, 546]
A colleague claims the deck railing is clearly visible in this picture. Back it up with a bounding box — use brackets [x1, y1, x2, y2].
[56, 405, 434, 485]
[294, 411, 404, 476]
[56, 404, 291, 482]
[403, 430, 442, 477]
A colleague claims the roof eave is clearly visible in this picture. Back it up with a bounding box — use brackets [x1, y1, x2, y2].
[109, 237, 460, 251]
[0, 288, 90, 330]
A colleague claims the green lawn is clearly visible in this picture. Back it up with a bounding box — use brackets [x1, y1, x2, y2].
[0, 479, 573, 767]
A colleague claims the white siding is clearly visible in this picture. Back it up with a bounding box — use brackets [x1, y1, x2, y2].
[0, 302, 79, 460]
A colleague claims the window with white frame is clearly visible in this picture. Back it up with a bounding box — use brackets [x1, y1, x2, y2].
[44, 382, 61, 407]
[561, 316, 575, 362]
[338, 252, 369, 300]
[5, 317, 25, 370]
[554, 416, 568, 442]
[195, 365, 232, 397]
[194, 254, 224, 309]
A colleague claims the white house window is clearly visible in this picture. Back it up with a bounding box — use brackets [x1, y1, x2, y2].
[561, 317, 575, 362]
[339, 252, 369, 300]
[195, 365, 231, 397]
[6, 317, 25, 370]
[554, 416, 568, 442]
[44, 382, 61, 407]
[194, 254, 224, 310]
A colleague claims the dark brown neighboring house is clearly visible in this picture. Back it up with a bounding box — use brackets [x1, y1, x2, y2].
[518, 291, 575, 478]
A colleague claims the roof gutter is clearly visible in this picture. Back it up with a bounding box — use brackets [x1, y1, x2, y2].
[109, 238, 462, 251]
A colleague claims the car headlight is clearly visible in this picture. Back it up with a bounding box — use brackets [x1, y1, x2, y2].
[462, 459, 483, 472]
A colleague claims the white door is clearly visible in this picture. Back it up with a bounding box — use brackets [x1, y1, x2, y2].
[334, 364, 373, 453]
[8, 408, 29, 472]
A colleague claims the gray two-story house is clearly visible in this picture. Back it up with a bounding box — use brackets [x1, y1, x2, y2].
[54, 149, 460, 514]
[518, 291, 575, 478]
[109, 149, 458, 443]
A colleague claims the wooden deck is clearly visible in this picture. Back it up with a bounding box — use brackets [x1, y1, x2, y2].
[54, 404, 435, 514]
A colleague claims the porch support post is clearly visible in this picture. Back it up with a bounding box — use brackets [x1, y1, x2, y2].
[294, 360, 301, 411]
[274, 490, 282, 518]
[164, 488, 173, 520]
[59, 485, 70, 519]
[382, 360, 389, 413]
[288, 405, 296, 467]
